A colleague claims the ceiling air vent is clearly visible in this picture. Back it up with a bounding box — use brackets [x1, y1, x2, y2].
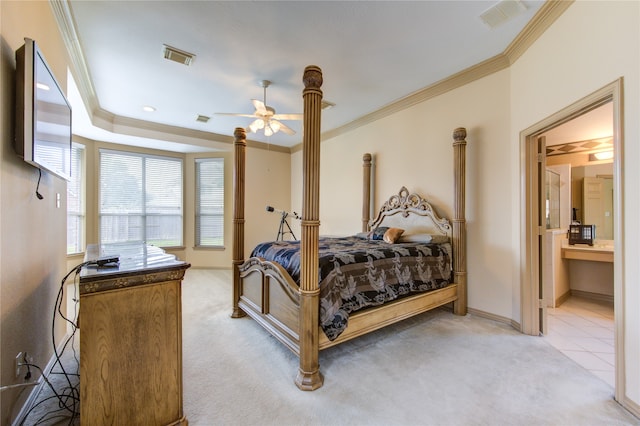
[196, 114, 210, 123]
[321, 100, 335, 110]
[479, 0, 527, 29]
[163, 44, 195, 66]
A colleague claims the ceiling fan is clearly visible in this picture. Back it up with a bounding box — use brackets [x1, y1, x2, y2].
[216, 80, 302, 136]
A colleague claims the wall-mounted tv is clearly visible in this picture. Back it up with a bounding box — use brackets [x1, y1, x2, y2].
[15, 38, 72, 181]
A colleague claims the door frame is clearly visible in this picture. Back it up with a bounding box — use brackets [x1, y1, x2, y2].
[519, 78, 624, 401]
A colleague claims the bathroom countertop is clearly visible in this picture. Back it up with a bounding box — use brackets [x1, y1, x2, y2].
[561, 240, 613, 262]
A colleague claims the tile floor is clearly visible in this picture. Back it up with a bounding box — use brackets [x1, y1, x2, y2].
[543, 296, 615, 388]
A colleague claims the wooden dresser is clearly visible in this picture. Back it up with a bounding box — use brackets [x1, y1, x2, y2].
[79, 243, 190, 425]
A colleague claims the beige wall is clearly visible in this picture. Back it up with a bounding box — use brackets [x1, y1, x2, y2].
[293, 0, 640, 412]
[244, 146, 292, 255]
[293, 69, 514, 319]
[510, 0, 639, 407]
[1, 1, 71, 422]
[186, 144, 291, 266]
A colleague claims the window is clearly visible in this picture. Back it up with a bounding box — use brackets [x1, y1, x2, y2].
[67, 143, 85, 254]
[99, 149, 183, 247]
[195, 158, 224, 247]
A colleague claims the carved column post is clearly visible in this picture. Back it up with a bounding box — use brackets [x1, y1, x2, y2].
[295, 65, 324, 391]
[362, 153, 372, 233]
[452, 127, 467, 316]
[231, 127, 247, 318]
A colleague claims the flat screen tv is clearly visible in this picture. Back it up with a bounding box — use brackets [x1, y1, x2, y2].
[15, 38, 72, 181]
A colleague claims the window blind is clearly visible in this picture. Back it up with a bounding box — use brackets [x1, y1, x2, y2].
[99, 149, 183, 247]
[195, 158, 224, 247]
[67, 143, 84, 254]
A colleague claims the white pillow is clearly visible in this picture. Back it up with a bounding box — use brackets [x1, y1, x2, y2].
[397, 233, 449, 244]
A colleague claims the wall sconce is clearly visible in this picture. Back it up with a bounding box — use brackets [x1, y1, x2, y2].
[589, 150, 614, 161]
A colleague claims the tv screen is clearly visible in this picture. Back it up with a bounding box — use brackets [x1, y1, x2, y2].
[15, 38, 72, 181]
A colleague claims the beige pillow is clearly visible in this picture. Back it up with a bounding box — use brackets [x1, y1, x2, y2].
[383, 227, 405, 243]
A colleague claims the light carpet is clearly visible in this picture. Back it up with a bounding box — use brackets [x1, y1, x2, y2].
[21, 268, 638, 425]
[181, 269, 638, 426]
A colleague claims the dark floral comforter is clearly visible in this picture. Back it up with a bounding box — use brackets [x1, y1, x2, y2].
[250, 236, 452, 341]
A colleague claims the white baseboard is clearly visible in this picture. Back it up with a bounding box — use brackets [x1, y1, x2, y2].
[622, 396, 640, 420]
[467, 307, 520, 331]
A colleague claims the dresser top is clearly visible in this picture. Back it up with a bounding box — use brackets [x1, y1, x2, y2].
[79, 243, 190, 292]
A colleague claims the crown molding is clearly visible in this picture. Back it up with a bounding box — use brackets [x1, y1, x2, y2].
[296, 0, 574, 151]
[93, 108, 288, 153]
[51, 0, 290, 154]
[49, 0, 99, 115]
[503, 0, 574, 64]
[53, 0, 571, 155]
[319, 53, 510, 144]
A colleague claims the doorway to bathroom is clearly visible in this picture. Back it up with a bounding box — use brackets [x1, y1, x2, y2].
[541, 103, 615, 387]
[519, 79, 623, 401]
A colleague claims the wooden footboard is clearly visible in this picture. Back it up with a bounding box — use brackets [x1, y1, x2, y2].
[318, 284, 458, 350]
[238, 257, 302, 355]
[238, 256, 459, 354]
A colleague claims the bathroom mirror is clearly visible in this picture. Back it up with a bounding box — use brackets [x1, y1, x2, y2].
[546, 169, 560, 229]
[572, 164, 614, 240]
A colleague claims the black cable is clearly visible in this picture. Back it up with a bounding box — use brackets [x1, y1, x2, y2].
[19, 261, 89, 425]
[35, 169, 44, 200]
[18, 363, 79, 425]
[50, 265, 82, 422]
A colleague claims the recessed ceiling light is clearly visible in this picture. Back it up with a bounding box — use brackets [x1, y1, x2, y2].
[142, 106, 156, 112]
[36, 82, 50, 91]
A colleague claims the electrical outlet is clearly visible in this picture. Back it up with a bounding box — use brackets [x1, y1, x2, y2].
[15, 352, 24, 378]
[14, 351, 32, 379]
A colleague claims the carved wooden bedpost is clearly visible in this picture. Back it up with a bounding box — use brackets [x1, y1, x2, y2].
[295, 65, 324, 391]
[362, 153, 372, 232]
[452, 127, 467, 316]
[231, 127, 247, 318]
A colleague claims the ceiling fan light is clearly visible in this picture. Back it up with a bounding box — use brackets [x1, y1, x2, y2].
[269, 120, 281, 133]
[264, 125, 273, 137]
[249, 119, 263, 132]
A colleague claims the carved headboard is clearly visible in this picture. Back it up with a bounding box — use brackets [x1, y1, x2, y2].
[369, 187, 452, 238]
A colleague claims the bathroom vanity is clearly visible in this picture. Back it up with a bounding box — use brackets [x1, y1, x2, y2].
[562, 239, 614, 301]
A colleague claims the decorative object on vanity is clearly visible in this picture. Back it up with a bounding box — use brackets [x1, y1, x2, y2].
[568, 224, 596, 246]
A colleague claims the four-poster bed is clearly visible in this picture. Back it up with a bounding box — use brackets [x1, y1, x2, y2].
[231, 65, 467, 391]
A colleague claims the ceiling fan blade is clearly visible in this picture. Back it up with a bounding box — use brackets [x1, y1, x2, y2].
[273, 120, 296, 135]
[215, 112, 258, 118]
[252, 99, 268, 114]
[271, 113, 303, 121]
